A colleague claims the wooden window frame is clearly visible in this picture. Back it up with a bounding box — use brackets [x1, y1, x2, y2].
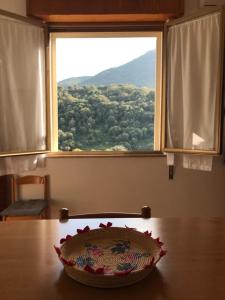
[49, 29, 163, 157]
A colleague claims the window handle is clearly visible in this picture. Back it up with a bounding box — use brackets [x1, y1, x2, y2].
[169, 165, 174, 180]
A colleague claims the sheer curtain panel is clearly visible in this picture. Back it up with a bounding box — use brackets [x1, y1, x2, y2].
[165, 11, 223, 153]
[0, 17, 46, 153]
[0, 16, 47, 174]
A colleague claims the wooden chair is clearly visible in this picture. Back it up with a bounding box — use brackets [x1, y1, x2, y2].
[59, 206, 151, 222]
[0, 174, 15, 220]
[0, 175, 50, 221]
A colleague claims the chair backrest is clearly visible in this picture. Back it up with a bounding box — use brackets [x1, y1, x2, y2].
[16, 175, 50, 201]
[59, 206, 151, 222]
[0, 174, 15, 212]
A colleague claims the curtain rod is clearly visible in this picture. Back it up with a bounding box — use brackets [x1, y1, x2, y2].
[47, 22, 164, 32]
[0, 9, 45, 27]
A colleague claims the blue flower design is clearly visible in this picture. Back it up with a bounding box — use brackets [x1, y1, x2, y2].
[75, 256, 95, 268]
[134, 252, 150, 259]
[111, 240, 130, 254]
[117, 263, 137, 271]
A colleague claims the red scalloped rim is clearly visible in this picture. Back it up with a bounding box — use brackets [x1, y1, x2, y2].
[144, 230, 152, 236]
[60, 235, 73, 244]
[84, 265, 105, 275]
[61, 257, 75, 267]
[144, 257, 155, 269]
[77, 226, 90, 234]
[54, 246, 76, 266]
[54, 245, 61, 256]
[159, 249, 167, 257]
[154, 237, 164, 247]
[99, 222, 112, 228]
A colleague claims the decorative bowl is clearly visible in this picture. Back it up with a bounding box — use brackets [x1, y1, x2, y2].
[54, 223, 166, 288]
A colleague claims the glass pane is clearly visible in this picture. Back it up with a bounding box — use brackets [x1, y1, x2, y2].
[56, 36, 157, 152]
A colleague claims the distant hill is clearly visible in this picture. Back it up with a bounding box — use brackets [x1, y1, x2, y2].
[58, 76, 91, 88]
[58, 50, 156, 88]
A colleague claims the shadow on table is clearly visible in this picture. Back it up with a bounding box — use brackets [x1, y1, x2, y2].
[55, 268, 168, 300]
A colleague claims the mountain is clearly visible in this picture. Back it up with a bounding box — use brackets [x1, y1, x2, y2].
[58, 76, 91, 88]
[58, 50, 156, 88]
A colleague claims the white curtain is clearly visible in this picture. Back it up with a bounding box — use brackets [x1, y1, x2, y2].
[166, 12, 221, 152]
[0, 16, 46, 174]
[0, 154, 46, 175]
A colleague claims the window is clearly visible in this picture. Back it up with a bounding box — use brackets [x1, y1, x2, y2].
[51, 32, 162, 154]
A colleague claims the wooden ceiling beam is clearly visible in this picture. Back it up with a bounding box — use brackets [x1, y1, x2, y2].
[27, 0, 184, 23]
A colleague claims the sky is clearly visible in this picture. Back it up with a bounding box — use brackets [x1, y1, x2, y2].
[56, 37, 156, 82]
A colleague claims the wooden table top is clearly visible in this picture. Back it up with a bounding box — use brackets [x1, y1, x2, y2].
[0, 218, 225, 300]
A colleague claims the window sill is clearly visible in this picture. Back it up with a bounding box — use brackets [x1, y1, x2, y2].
[47, 151, 165, 158]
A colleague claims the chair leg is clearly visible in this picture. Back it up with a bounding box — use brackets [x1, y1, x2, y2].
[46, 207, 50, 219]
[40, 208, 50, 219]
[44, 207, 49, 219]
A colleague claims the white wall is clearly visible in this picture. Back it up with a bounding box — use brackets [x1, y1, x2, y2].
[185, 0, 200, 14]
[1, 0, 225, 218]
[31, 156, 225, 218]
[0, 0, 26, 16]
[185, 0, 225, 14]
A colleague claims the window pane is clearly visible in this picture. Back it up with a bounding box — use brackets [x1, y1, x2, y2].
[56, 35, 158, 152]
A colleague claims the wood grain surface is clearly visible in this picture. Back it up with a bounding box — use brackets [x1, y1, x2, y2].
[27, 0, 184, 15]
[26, 0, 184, 22]
[0, 218, 225, 300]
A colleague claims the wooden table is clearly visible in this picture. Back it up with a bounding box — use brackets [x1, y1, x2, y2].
[0, 218, 225, 300]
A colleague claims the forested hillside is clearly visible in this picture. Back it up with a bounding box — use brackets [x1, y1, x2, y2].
[58, 84, 155, 151]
